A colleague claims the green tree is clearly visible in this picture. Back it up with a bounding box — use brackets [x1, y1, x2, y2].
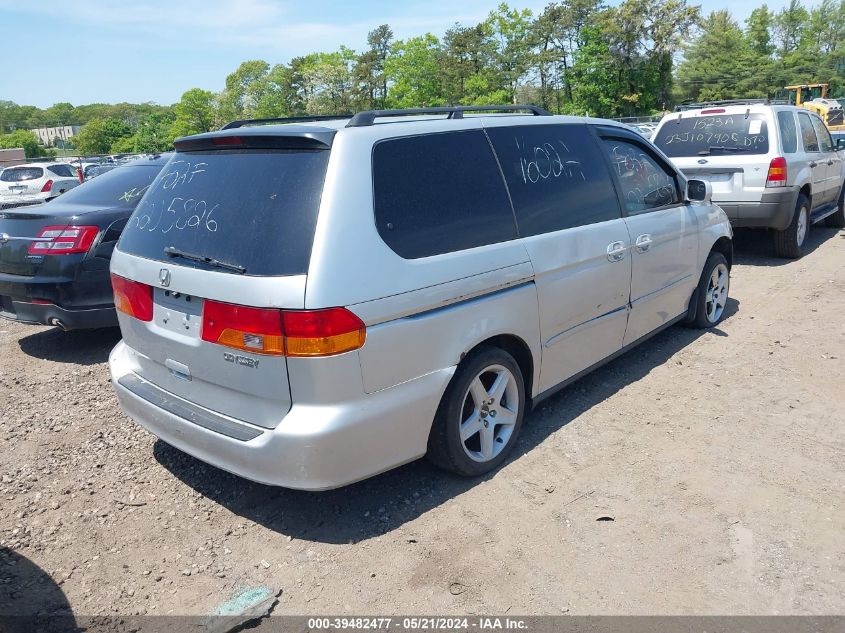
[385, 34, 445, 108]
[132, 112, 177, 153]
[72, 117, 132, 155]
[0, 129, 53, 158]
[746, 5, 775, 57]
[774, 0, 809, 56]
[171, 88, 216, 136]
[677, 11, 761, 101]
[486, 3, 535, 103]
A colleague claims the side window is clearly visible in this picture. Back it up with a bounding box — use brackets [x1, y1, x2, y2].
[48, 164, 74, 177]
[600, 138, 680, 214]
[372, 130, 517, 259]
[486, 124, 621, 236]
[798, 113, 820, 152]
[777, 111, 798, 154]
[810, 115, 834, 152]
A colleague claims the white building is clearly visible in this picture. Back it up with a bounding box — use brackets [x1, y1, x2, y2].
[30, 126, 80, 147]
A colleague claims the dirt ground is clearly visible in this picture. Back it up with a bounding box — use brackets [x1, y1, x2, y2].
[1, 227, 844, 618]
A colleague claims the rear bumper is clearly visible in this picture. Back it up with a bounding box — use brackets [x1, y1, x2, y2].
[109, 341, 455, 490]
[0, 192, 50, 209]
[0, 298, 116, 329]
[716, 187, 799, 231]
[0, 269, 117, 329]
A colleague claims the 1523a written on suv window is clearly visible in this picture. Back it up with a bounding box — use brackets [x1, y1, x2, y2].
[654, 114, 769, 157]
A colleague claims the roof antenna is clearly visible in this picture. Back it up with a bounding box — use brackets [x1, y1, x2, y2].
[745, 108, 750, 119]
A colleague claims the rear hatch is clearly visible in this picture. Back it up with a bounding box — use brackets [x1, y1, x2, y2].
[653, 111, 773, 204]
[0, 166, 45, 200]
[113, 132, 332, 429]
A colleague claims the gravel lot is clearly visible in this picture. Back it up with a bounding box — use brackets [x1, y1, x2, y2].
[1, 228, 844, 618]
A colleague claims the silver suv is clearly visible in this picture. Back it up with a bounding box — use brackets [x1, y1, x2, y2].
[108, 106, 733, 490]
[653, 101, 845, 258]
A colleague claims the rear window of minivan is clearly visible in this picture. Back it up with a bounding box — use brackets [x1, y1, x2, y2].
[118, 149, 329, 276]
[1, 167, 43, 182]
[654, 113, 769, 157]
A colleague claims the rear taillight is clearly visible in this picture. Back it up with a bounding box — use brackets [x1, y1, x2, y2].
[202, 301, 285, 355]
[282, 309, 367, 357]
[111, 274, 153, 322]
[766, 157, 787, 187]
[201, 302, 366, 357]
[28, 225, 99, 255]
[40, 179, 53, 193]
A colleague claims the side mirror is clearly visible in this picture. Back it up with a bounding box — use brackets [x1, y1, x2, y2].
[687, 179, 712, 204]
[836, 138, 845, 150]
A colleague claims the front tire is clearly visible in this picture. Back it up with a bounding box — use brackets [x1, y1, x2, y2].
[773, 193, 810, 258]
[427, 347, 526, 477]
[825, 186, 845, 228]
[689, 252, 730, 329]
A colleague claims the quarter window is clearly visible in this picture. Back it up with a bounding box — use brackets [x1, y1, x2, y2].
[601, 138, 680, 214]
[777, 111, 798, 154]
[798, 113, 820, 152]
[372, 131, 517, 259]
[486, 124, 621, 236]
[48, 164, 75, 177]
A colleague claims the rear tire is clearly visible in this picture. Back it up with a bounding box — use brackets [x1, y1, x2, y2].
[773, 194, 810, 258]
[825, 186, 845, 228]
[427, 347, 526, 477]
[688, 252, 730, 329]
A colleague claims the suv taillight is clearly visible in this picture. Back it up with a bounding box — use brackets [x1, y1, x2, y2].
[111, 274, 153, 321]
[40, 179, 53, 193]
[766, 157, 787, 187]
[28, 225, 99, 255]
[201, 301, 366, 357]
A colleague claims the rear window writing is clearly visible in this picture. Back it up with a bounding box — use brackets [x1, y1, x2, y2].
[118, 149, 329, 276]
[1, 167, 43, 182]
[53, 162, 163, 208]
[654, 114, 769, 157]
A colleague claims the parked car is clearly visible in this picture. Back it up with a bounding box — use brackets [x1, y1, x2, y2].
[652, 101, 845, 258]
[0, 163, 81, 210]
[0, 154, 169, 330]
[85, 164, 117, 180]
[108, 106, 733, 490]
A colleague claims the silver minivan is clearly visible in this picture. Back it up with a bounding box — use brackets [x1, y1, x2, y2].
[653, 101, 845, 258]
[108, 106, 733, 490]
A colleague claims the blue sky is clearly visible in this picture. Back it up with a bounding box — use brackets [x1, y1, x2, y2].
[0, 0, 820, 108]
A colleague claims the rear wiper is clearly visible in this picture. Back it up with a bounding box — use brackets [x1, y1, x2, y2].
[698, 146, 751, 155]
[164, 246, 246, 274]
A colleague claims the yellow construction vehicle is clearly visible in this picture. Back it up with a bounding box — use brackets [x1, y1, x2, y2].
[776, 83, 845, 131]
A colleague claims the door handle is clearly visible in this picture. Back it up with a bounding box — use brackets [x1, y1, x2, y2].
[828, 160, 835, 166]
[635, 234, 653, 253]
[606, 241, 627, 262]
[810, 161, 818, 168]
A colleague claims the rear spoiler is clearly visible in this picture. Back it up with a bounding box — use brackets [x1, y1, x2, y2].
[174, 128, 335, 152]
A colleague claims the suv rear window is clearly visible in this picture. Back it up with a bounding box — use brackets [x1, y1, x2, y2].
[373, 130, 517, 258]
[54, 162, 163, 209]
[654, 114, 770, 157]
[118, 150, 329, 276]
[1, 167, 43, 182]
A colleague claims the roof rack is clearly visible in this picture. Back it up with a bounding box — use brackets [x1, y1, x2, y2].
[221, 114, 353, 130]
[674, 98, 793, 111]
[345, 105, 552, 127]
[220, 105, 552, 131]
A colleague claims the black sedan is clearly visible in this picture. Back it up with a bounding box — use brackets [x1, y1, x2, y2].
[0, 154, 170, 330]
